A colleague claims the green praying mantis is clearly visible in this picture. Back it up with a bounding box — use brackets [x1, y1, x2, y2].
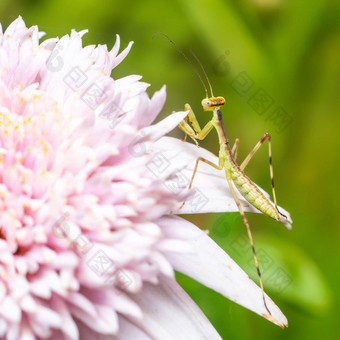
[154, 33, 290, 319]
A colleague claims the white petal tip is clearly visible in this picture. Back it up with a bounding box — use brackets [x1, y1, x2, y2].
[263, 312, 288, 328]
[279, 214, 292, 230]
[283, 222, 292, 230]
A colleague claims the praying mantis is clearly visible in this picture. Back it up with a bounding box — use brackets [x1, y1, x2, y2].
[153, 33, 291, 319]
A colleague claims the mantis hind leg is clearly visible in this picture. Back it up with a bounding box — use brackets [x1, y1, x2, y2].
[226, 175, 272, 316]
[231, 138, 239, 160]
[239, 133, 287, 219]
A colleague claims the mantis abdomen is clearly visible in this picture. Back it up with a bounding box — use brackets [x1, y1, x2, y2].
[229, 165, 279, 221]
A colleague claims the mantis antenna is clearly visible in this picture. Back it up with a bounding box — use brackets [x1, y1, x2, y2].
[190, 50, 214, 98]
[152, 32, 209, 99]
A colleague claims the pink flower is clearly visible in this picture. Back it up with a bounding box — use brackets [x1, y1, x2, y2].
[0, 17, 291, 339]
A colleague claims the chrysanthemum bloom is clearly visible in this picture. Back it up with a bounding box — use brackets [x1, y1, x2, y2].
[0, 17, 292, 339]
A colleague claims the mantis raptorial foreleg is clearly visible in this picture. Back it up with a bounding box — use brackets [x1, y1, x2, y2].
[177, 104, 222, 209]
[178, 104, 214, 145]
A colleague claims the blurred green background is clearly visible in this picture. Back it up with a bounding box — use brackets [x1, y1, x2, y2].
[1, 0, 339, 339]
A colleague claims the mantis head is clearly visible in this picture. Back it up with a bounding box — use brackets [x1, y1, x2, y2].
[201, 96, 225, 112]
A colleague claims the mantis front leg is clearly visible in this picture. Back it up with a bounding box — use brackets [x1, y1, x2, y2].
[178, 103, 215, 146]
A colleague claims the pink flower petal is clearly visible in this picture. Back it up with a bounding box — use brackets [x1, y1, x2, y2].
[141, 85, 167, 127]
[140, 110, 189, 143]
[127, 275, 222, 339]
[115, 316, 152, 340]
[110, 36, 134, 69]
